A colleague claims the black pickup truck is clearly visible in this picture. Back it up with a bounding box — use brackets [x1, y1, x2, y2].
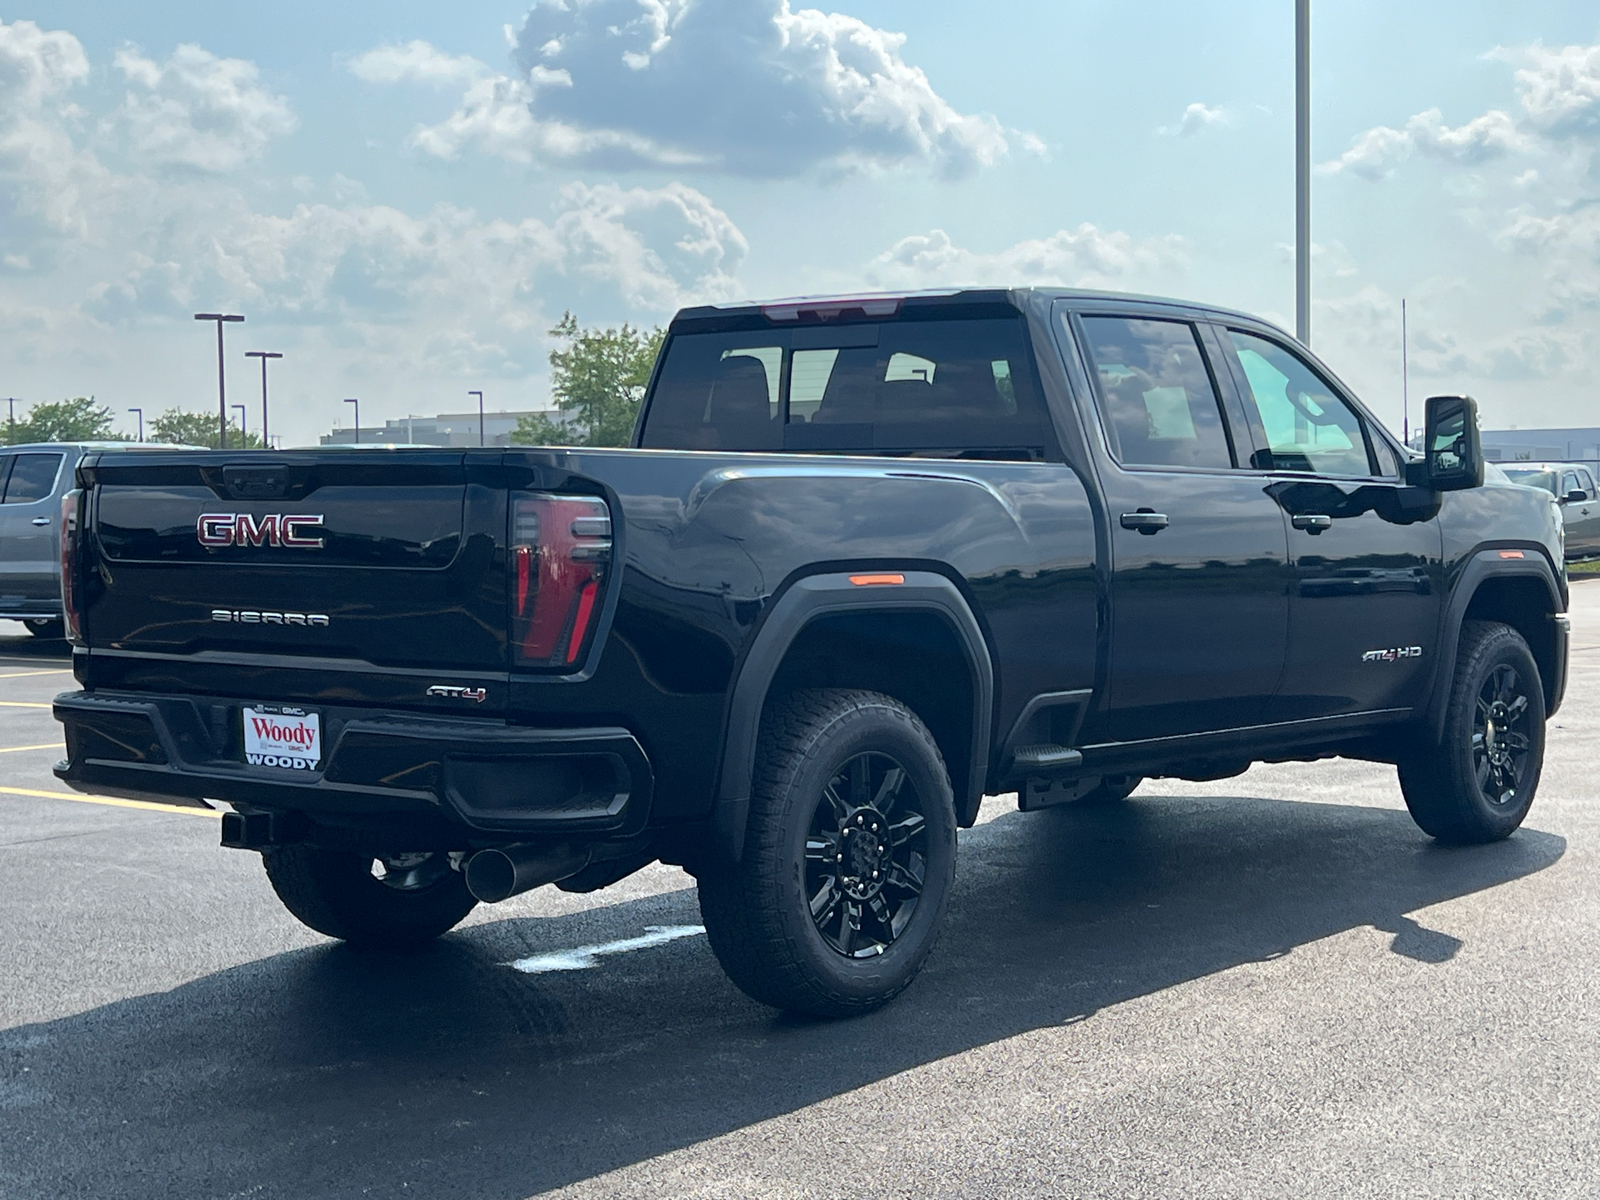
[52, 288, 1569, 1016]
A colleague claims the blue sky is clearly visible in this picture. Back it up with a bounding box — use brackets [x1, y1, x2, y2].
[3, 1, 1600, 445]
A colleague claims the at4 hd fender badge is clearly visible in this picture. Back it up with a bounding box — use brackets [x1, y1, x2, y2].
[1362, 645, 1423, 663]
[427, 684, 489, 703]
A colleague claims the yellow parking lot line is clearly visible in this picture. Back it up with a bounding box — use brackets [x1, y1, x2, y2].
[0, 669, 72, 679]
[0, 784, 221, 819]
[0, 743, 61, 754]
[0, 701, 51, 709]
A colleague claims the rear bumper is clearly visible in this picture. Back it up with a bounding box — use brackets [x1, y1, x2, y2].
[52, 690, 653, 839]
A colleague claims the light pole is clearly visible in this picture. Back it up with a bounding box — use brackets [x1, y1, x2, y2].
[128, 407, 143, 442]
[344, 398, 360, 444]
[1295, 0, 1311, 346]
[4, 398, 16, 446]
[232, 404, 248, 445]
[194, 312, 244, 448]
[469, 390, 484, 446]
[245, 350, 282, 449]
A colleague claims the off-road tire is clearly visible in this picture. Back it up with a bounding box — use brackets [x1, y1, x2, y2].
[25, 618, 64, 640]
[262, 846, 477, 949]
[1398, 620, 1545, 844]
[698, 689, 957, 1017]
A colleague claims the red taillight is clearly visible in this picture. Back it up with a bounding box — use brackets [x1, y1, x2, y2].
[60, 488, 83, 643]
[510, 493, 612, 669]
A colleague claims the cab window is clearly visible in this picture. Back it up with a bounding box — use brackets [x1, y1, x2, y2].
[1077, 316, 1235, 470]
[0, 453, 63, 503]
[1226, 331, 1375, 476]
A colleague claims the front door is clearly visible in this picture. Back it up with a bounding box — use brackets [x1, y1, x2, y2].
[1213, 328, 1442, 720]
[1068, 311, 1291, 743]
[0, 451, 67, 608]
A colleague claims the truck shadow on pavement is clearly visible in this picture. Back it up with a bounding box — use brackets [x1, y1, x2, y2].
[0, 794, 1564, 1199]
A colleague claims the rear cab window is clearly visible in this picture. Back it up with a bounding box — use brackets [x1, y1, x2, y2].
[638, 312, 1052, 459]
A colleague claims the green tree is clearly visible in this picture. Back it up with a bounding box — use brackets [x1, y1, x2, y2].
[512, 312, 664, 448]
[5, 397, 123, 444]
[149, 408, 266, 449]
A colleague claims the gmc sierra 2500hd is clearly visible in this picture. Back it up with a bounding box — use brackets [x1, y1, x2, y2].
[52, 288, 1568, 1016]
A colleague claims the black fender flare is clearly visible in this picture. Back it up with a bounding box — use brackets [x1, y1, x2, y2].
[1424, 547, 1567, 741]
[710, 570, 995, 863]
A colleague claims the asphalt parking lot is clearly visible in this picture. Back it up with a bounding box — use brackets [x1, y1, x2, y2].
[2, 588, 1598, 1200]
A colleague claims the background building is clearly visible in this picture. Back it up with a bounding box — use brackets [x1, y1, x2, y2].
[319, 409, 577, 448]
[1480, 427, 1600, 475]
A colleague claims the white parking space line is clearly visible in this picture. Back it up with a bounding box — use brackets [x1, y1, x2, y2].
[0, 743, 61, 754]
[0, 701, 51, 709]
[508, 925, 706, 974]
[0, 669, 72, 679]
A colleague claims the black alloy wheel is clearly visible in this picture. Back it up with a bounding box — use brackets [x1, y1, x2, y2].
[698, 688, 957, 1017]
[1473, 662, 1534, 808]
[263, 844, 477, 949]
[1398, 620, 1545, 844]
[804, 751, 928, 958]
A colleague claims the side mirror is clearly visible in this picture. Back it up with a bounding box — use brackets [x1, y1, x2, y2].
[1420, 394, 1484, 492]
[1567, 489, 1588, 504]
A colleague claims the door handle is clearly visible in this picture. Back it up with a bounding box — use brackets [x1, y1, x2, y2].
[1292, 514, 1333, 534]
[1120, 510, 1169, 534]
[30, 517, 50, 526]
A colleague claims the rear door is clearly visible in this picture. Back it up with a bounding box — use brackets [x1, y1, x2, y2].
[1065, 307, 1291, 742]
[1213, 326, 1442, 720]
[0, 450, 67, 607]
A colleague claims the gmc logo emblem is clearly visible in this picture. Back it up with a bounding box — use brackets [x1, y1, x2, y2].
[197, 513, 325, 549]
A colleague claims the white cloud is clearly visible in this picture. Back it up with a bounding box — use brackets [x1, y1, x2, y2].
[361, 2, 1021, 178]
[0, 18, 105, 235]
[347, 41, 489, 89]
[111, 44, 297, 171]
[1320, 107, 1525, 179]
[1160, 102, 1227, 138]
[1496, 41, 1600, 138]
[863, 225, 1188, 291]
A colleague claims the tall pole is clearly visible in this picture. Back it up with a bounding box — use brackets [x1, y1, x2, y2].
[245, 351, 281, 450]
[1401, 298, 1409, 446]
[469, 390, 484, 446]
[232, 404, 247, 444]
[195, 313, 244, 448]
[128, 408, 143, 442]
[1295, 0, 1311, 346]
[4, 398, 15, 445]
[344, 398, 360, 444]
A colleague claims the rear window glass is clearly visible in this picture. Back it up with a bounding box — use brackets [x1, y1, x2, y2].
[639, 318, 1049, 457]
[0, 453, 63, 503]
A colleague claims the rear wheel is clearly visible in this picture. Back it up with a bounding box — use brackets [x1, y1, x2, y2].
[698, 689, 957, 1017]
[25, 618, 63, 639]
[262, 846, 477, 949]
[1398, 620, 1545, 844]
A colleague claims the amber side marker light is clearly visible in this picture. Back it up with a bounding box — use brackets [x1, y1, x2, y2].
[1498, 550, 1526, 560]
[849, 573, 905, 586]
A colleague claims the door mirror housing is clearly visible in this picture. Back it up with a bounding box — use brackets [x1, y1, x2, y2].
[1566, 488, 1588, 504]
[1414, 394, 1483, 492]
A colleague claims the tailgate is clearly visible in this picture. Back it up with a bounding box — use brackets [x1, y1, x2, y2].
[80, 450, 509, 710]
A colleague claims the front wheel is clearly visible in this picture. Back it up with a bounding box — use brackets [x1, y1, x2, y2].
[262, 846, 477, 949]
[1398, 620, 1545, 844]
[25, 618, 64, 639]
[698, 689, 957, 1017]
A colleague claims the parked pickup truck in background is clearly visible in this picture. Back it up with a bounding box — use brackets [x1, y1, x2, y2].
[52, 288, 1569, 1015]
[0, 442, 199, 639]
[1501, 462, 1600, 560]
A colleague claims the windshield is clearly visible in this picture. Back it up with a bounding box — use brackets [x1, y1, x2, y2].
[1502, 468, 1559, 495]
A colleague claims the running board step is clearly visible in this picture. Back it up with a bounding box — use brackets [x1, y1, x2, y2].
[1010, 744, 1084, 772]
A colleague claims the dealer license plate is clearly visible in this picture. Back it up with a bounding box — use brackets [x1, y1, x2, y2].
[242, 705, 322, 771]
